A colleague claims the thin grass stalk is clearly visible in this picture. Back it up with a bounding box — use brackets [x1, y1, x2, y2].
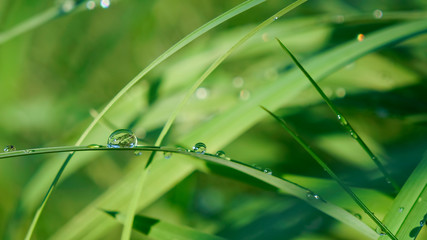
[275, 38, 400, 192]
[261, 106, 397, 240]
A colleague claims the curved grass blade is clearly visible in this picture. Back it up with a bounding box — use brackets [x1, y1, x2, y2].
[105, 210, 225, 240]
[122, 1, 307, 239]
[274, 38, 400, 192]
[0, 144, 377, 239]
[260, 106, 397, 240]
[379, 152, 427, 240]
[49, 18, 427, 240]
[22, 0, 266, 239]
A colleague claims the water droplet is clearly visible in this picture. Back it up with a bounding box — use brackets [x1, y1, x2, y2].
[350, 130, 358, 139]
[335, 15, 345, 23]
[100, 0, 110, 8]
[357, 34, 365, 42]
[263, 168, 272, 175]
[177, 147, 189, 152]
[61, 0, 75, 12]
[373, 9, 383, 19]
[313, 194, 320, 200]
[354, 213, 362, 219]
[86, 0, 96, 10]
[232, 77, 244, 88]
[215, 150, 226, 158]
[239, 89, 250, 100]
[335, 87, 346, 98]
[88, 144, 101, 148]
[164, 152, 172, 159]
[399, 207, 404, 213]
[4, 145, 16, 152]
[107, 129, 137, 148]
[421, 220, 425, 227]
[376, 227, 386, 236]
[134, 151, 142, 156]
[195, 87, 209, 100]
[24, 149, 33, 154]
[274, 16, 278, 20]
[337, 115, 348, 126]
[192, 142, 206, 154]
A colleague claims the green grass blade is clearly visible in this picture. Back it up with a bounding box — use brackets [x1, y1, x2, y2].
[105, 210, 225, 240]
[379, 152, 427, 240]
[122, 1, 307, 239]
[0, 7, 58, 45]
[274, 38, 400, 192]
[260, 106, 396, 240]
[22, 0, 266, 239]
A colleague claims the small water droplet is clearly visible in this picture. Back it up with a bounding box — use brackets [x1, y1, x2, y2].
[399, 207, 404, 213]
[335, 87, 346, 98]
[239, 89, 250, 100]
[134, 151, 142, 156]
[354, 213, 362, 219]
[86, 0, 96, 10]
[4, 145, 16, 152]
[192, 142, 206, 154]
[335, 15, 345, 23]
[421, 220, 425, 227]
[337, 115, 348, 126]
[88, 144, 101, 148]
[274, 16, 278, 20]
[373, 9, 383, 19]
[313, 194, 320, 200]
[232, 77, 244, 88]
[61, 0, 75, 12]
[376, 227, 386, 236]
[357, 33, 365, 42]
[100, 0, 110, 8]
[195, 87, 209, 100]
[177, 147, 189, 152]
[263, 168, 272, 175]
[215, 150, 226, 158]
[164, 152, 172, 159]
[107, 129, 137, 148]
[24, 149, 32, 154]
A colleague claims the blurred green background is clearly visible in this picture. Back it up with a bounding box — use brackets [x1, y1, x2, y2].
[0, 0, 426, 239]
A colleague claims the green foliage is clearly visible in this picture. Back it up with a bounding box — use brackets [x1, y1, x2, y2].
[0, 0, 426, 239]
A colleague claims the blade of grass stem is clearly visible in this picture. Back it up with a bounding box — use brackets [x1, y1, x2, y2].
[260, 106, 397, 240]
[379, 152, 427, 240]
[22, 0, 266, 239]
[274, 38, 400, 192]
[121, 1, 307, 239]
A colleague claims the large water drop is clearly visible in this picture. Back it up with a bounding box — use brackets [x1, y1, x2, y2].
[192, 142, 206, 154]
[107, 129, 137, 148]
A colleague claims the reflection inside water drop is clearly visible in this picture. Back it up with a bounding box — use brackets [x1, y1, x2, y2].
[192, 142, 206, 154]
[4, 145, 16, 152]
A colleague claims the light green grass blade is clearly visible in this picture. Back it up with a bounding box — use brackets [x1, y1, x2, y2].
[105, 210, 225, 240]
[49, 19, 427, 239]
[379, 152, 427, 240]
[261, 106, 396, 240]
[121, 1, 307, 239]
[274, 37, 400, 192]
[22, 0, 266, 239]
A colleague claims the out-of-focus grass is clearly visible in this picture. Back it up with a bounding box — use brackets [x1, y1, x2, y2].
[0, 0, 426, 239]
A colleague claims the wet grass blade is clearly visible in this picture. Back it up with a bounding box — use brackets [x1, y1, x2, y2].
[379, 152, 427, 240]
[274, 38, 400, 192]
[260, 106, 397, 240]
[105, 210, 225, 240]
[121, 1, 307, 239]
[22, 0, 266, 239]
